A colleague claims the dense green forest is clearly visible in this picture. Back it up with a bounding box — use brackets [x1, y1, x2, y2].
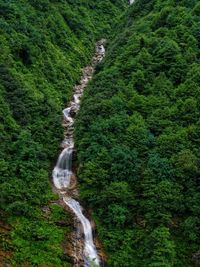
[1, 0, 200, 266]
[0, 0, 127, 265]
[75, 0, 200, 266]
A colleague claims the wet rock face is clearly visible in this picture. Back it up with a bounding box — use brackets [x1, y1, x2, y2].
[65, 219, 85, 267]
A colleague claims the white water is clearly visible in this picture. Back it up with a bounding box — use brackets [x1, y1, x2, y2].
[52, 147, 73, 189]
[52, 41, 105, 266]
[129, 0, 135, 4]
[64, 197, 100, 266]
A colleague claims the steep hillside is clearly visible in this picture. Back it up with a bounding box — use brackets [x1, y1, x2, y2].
[0, 0, 127, 266]
[75, 0, 200, 266]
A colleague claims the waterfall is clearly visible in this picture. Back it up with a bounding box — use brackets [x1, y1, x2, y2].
[52, 40, 105, 266]
[52, 147, 73, 189]
[64, 197, 100, 266]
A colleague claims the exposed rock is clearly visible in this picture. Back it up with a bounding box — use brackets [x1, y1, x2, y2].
[55, 220, 71, 227]
[192, 251, 200, 266]
[41, 205, 51, 219]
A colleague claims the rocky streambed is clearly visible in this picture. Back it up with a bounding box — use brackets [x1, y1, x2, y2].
[52, 40, 106, 267]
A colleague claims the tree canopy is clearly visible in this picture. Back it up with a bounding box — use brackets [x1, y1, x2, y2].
[75, 0, 200, 266]
[0, 0, 127, 265]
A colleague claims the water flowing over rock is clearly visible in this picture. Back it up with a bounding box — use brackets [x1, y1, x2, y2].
[52, 40, 105, 267]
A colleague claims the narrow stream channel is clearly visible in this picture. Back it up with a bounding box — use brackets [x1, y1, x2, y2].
[52, 40, 105, 267]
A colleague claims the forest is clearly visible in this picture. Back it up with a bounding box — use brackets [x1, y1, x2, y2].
[1, 0, 200, 266]
[0, 0, 127, 265]
[75, 0, 200, 266]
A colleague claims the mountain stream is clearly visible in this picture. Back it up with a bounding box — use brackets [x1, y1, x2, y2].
[52, 40, 105, 267]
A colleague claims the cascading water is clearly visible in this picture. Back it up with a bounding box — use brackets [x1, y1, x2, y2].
[52, 40, 105, 267]
[64, 197, 100, 266]
[53, 147, 73, 189]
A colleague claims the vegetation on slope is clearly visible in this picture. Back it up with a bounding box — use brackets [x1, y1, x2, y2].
[75, 0, 200, 266]
[0, 0, 127, 265]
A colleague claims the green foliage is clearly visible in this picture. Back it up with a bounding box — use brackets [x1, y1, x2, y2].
[143, 227, 175, 267]
[0, 0, 127, 265]
[75, 0, 200, 266]
[11, 216, 71, 266]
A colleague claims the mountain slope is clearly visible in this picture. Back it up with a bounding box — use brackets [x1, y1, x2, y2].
[75, 0, 200, 266]
[0, 1, 127, 265]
